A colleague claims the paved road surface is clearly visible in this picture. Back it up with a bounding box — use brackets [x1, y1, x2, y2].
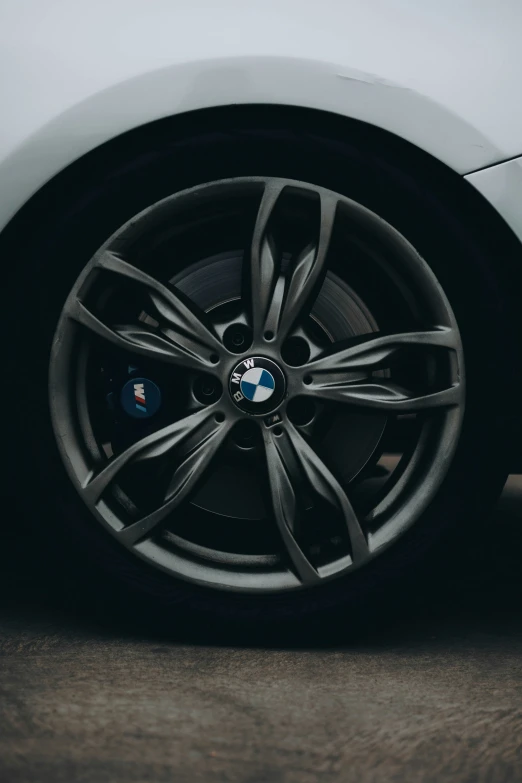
[0, 477, 520, 783]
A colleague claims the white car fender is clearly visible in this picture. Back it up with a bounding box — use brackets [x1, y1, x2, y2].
[0, 0, 521, 233]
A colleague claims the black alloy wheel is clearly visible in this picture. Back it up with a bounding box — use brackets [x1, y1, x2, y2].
[10, 114, 511, 629]
[49, 177, 465, 594]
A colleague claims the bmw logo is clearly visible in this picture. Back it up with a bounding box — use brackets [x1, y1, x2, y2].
[241, 367, 275, 402]
[229, 356, 286, 415]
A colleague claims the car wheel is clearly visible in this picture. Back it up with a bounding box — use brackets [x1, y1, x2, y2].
[16, 120, 511, 627]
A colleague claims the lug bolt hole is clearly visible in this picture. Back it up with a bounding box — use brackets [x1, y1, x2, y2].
[287, 398, 316, 427]
[194, 376, 223, 405]
[303, 374, 313, 385]
[264, 330, 274, 341]
[210, 353, 219, 364]
[272, 426, 283, 437]
[281, 336, 311, 367]
[223, 323, 253, 354]
[214, 412, 225, 423]
[233, 420, 259, 449]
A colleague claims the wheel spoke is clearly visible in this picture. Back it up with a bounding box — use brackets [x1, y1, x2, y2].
[263, 422, 368, 583]
[249, 181, 284, 338]
[302, 328, 462, 412]
[278, 193, 338, 340]
[249, 184, 337, 340]
[118, 413, 233, 546]
[82, 407, 220, 505]
[263, 431, 320, 584]
[67, 252, 223, 371]
[303, 379, 461, 411]
[286, 425, 369, 562]
[306, 329, 458, 374]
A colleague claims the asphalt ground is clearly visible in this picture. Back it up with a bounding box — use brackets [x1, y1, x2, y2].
[0, 476, 520, 783]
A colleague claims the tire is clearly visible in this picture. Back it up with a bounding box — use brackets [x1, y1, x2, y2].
[12, 114, 512, 631]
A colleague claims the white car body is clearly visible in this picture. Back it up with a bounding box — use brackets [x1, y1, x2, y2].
[0, 0, 522, 247]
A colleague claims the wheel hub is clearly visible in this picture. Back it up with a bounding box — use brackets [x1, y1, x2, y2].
[229, 356, 286, 415]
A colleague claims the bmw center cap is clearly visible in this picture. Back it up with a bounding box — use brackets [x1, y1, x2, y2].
[229, 357, 286, 415]
[120, 377, 162, 419]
